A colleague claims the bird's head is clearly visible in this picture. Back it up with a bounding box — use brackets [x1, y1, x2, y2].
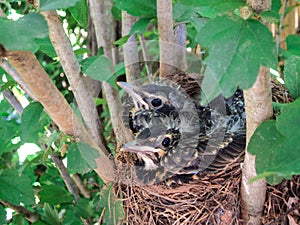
[118, 81, 200, 134]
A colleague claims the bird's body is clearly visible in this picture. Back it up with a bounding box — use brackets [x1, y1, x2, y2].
[118, 75, 245, 185]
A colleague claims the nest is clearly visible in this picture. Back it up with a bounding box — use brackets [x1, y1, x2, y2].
[116, 80, 299, 225]
[120, 159, 242, 225]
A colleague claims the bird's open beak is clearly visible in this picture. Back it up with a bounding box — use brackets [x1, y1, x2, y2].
[120, 140, 162, 154]
[121, 141, 166, 158]
[117, 82, 149, 110]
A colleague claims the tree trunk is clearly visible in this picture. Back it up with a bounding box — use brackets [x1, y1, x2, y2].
[241, 66, 273, 225]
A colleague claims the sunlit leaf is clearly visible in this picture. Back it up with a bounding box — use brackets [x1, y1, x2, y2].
[81, 55, 114, 82]
[196, 15, 276, 104]
[0, 13, 48, 52]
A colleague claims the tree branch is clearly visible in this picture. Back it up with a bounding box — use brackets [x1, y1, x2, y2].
[0, 200, 39, 223]
[241, 66, 273, 225]
[1, 89, 23, 115]
[157, 0, 175, 77]
[41, 11, 107, 152]
[4, 50, 115, 183]
[102, 82, 134, 149]
[139, 35, 153, 80]
[0, 58, 36, 101]
[174, 24, 187, 72]
[50, 152, 80, 202]
[72, 174, 91, 199]
[88, 1, 133, 146]
[122, 11, 141, 82]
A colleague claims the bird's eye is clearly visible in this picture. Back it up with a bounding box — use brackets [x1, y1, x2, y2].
[151, 98, 162, 107]
[162, 137, 171, 147]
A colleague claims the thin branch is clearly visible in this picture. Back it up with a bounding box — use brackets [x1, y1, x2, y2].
[157, 0, 175, 77]
[0, 200, 39, 223]
[122, 11, 141, 83]
[138, 35, 153, 81]
[41, 11, 107, 151]
[88, 1, 134, 146]
[88, 0, 114, 59]
[174, 24, 187, 72]
[102, 81, 134, 149]
[277, 0, 288, 55]
[0, 58, 37, 101]
[1, 89, 23, 115]
[50, 152, 80, 202]
[72, 174, 91, 199]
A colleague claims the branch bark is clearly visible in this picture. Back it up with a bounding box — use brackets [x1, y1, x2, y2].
[0, 59, 36, 101]
[0, 200, 39, 223]
[2, 90, 23, 115]
[88, 1, 133, 146]
[122, 11, 140, 82]
[41, 11, 107, 151]
[241, 66, 273, 225]
[157, 0, 175, 77]
[174, 24, 187, 72]
[50, 152, 80, 202]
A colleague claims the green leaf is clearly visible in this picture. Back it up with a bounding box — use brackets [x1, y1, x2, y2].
[94, 98, 107, 106]
[39, 0, 80, 11]
[114, 0, 156, 18]
[285, 35, 300, 57]
[42, 203, 60, 225]
[67, 142, 99, 174]
[74, 199, 93, 219]
[259, 0, 281, 23]
[176, 0, 245, 18]
[196, 15, 277, 104]
[0, 13, 48, 52]
[0, 118, 20, 155]
[173, 3, 216, 22]
[114, 35, 130, 46]
[276, 99, 300, 137]
[248, 99, 300, 185]
[0, 204, 6, 225]
[38, 185, 73, 204]
[68, 0, 88, 29]
[130, 18, 151, 35]
[12, 214, 28, 225]
[35, 36, 57, 58]
[81, 55, 114, 81]
[0, 169, 35, 205]
[99, 183, 125, 225]
[284, 55, 300, 99]
[63, 207, 82, 225]
[20, 102, 50, 145]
